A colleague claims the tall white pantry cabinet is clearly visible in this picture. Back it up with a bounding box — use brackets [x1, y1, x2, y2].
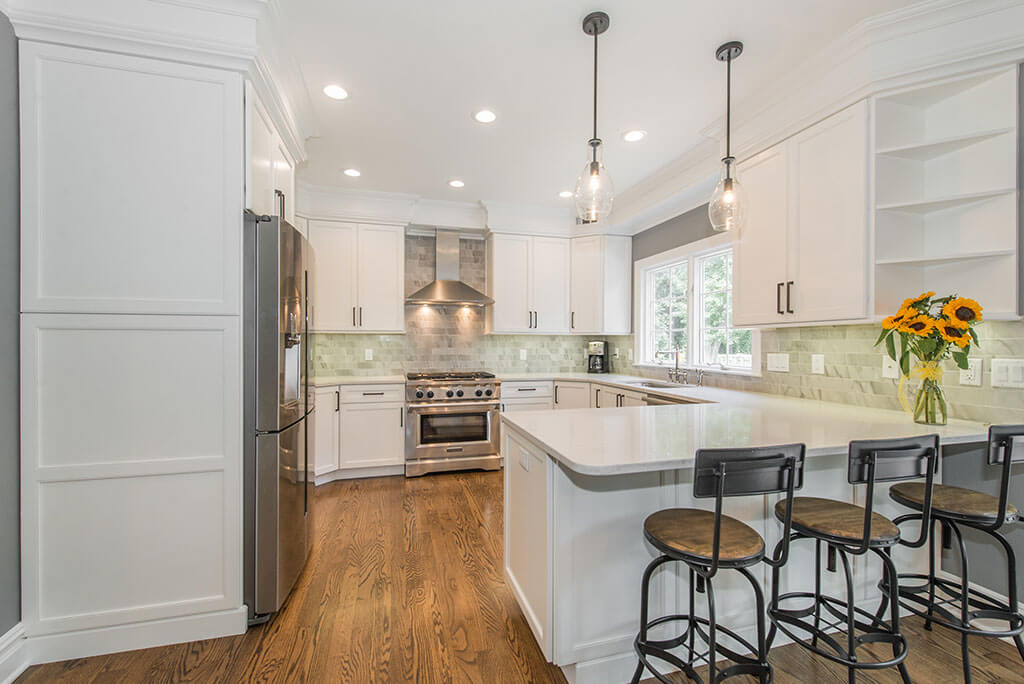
[17, 31, 273, 660]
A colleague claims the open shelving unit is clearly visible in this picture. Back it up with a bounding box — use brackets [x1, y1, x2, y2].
[873, 67, 1021, 319]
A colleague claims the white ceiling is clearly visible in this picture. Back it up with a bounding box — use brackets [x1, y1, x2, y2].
[285, 0, 919, 207]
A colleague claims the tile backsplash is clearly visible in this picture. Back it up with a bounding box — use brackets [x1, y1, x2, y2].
[314, 234, 1023, 424]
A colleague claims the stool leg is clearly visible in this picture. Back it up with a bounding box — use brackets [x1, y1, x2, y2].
[836, 546, 856, 684]
[766, 535, 787, 651]
[705, 573, 717, 684]
[948, 522, 973, 684]
[874, 547, 891, 625]
[688, 566, 696, 663]
[631, 554, 672, 684]
[989, 529, 1024, 665]
[812, 538, 823, 649]
[924, 517, 938, 631]
[878, 548, 911, 684]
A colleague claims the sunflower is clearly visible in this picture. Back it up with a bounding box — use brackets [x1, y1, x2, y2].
[900, 291, 935, 311]
[897, 314, 936, 337]
[942, 297, 983, 325]
[941, 315, 969, 330]
[882, 306, 914, 330]
[938, 321, 971, 348]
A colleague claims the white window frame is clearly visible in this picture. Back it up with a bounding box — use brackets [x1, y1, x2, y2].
[633, 232, 761, 377]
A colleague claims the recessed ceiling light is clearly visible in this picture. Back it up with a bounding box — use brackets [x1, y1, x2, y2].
[559, 191, 573, 199]
[473, 109, 497, 124]
[448, 179, 465, 188]
[343, 168, 361, 177]
[623, 129, 647, 142]
[323, 84, 349, 100]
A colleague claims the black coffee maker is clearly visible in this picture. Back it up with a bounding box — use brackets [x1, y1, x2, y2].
[587, 340, 610, 373]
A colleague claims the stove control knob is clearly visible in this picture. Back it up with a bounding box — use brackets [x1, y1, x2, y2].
[475, 389, 483, 397]
[415, 390, 424, 399]
[456, 389, 464, 397]
[485, 388, 493, 396]
[445, 390, 454, 398]
[426, 390, 435, 398]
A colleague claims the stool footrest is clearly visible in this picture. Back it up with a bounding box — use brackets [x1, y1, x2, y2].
[634, 613, 769, 683]
[885, 572, 1024, 638]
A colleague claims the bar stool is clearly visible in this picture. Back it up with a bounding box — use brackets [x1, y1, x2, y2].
[630, 443, 806, 684]
[881, 425, 1024, 683]
[767, 435, 939, 684]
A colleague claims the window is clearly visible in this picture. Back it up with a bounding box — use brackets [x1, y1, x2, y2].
[635, 236, 759, 375]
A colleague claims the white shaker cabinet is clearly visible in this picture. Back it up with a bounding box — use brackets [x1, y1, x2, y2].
[553, 381, 591, 409]
[247, 84, 295, 223]
[339, 403, 406, 470]
[313, 386, 341, 477]
[733, 100, 869, 327]
[488, 234, 570, 334]
[308, 221, 405, 333]
[570, 235, 632, 334]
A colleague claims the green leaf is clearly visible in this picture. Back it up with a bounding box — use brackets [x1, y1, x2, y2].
[885, 333, 897, 362]
[968, 327, 979, 346]
[874, 328, 890, 346]
[900, 333, 908, 359]
[900, 351, 910, 377]
[952, 351, 969, 370]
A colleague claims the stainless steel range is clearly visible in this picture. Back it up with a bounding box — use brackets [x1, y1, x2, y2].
[405, 371, 502, 477]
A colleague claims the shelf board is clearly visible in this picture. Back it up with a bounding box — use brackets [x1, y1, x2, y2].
[875, 188, 1016, 214]
[875, 249, 1015, 267]
[875, 127, 1014, 161]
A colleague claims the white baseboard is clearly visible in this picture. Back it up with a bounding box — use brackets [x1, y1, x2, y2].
[314, 464, 404, 485]
[0, 623, 29, 684]
[28, 606, 246, 667]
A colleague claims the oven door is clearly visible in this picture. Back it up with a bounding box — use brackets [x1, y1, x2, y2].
[406, 401, 499, 462]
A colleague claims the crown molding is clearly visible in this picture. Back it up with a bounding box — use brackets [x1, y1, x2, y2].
[296, 181, 419, 225]
[481, 200, 576, 237]
[411, 199, 487, 230]
[616, 0, 1024, 237]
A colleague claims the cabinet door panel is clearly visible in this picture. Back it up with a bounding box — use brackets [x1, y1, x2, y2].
[531, 237, 571, 333]
[733, 146, 790, 327]
[570, 236, 602, 333]
[309, 221, 358, 331]
[490, 235, 532, 332]
[356, 224, 405, 332]
[339, 403, 405, 469]
[554, 382, 591, 409]
[790, 102, 869, 322]
[313, 387, 340, 476]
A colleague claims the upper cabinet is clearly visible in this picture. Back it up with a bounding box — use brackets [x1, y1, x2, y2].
[873, 68, 1020, 319]
[733, 100, 869, 327]
[570, 235, 632, 335]
[308, 220, 405, 333]
[247, 84, 295, 224]
[488, 234, 570, 334]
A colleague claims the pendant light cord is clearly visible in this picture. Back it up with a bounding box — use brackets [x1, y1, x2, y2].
[592, 31, 599, 162]
[725, 51, 732, 174]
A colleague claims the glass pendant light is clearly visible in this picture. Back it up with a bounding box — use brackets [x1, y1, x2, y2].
[708, 41, 745, 233]
[574, 12, 614, 224]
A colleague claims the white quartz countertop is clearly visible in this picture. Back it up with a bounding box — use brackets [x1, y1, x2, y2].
[311, 374, 405, 387]
[501, 387, 989, 476]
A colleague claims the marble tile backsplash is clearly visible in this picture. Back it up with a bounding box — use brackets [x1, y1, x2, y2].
[313, 234, 1023, 424]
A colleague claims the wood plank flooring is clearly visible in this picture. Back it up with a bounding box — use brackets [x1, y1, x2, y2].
[19, 470, 1024, 683]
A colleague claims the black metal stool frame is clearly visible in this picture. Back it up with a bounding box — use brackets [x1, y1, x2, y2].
[631, 444, 805, 684]
[878, 425, 1024, 683]
[766, 435, 939, 684]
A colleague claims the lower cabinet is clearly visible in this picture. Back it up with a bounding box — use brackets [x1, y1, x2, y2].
[312, 383, 405, 483]
[553, 381, 591, 409]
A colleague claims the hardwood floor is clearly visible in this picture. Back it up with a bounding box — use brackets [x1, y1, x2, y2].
[19, 471, 1024, 683]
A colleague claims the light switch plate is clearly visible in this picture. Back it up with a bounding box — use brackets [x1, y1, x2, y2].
[882, 356, 899, 379]
[766, 353, 790, 372]
[958, 358, 982, 387]
[811, 354, 825, 375]
[364, 348, 373, 361]
[519, 349, 527, 361]
[992, 358, 1024, 388]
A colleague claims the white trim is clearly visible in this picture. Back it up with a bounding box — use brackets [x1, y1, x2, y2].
[313, 465, 404, 485]
[0, 623, 29, 684]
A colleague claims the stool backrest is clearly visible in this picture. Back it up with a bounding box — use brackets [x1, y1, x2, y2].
[848, 434, 939, 551]
[693, 444, 806, 576]
[985, 425, 1024, 529]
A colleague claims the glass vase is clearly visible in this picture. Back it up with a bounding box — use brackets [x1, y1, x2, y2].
[913, 371, 947, 426]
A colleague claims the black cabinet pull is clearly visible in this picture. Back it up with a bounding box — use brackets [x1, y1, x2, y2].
[359, 306, 363, 326]
[777, 282, 784, 315]
[352, 306, 356, 326]
[517, 387, 537, 392]
[362, 391, 385, 396]
[554, 385, 559, 404]
[335, 390, 340, 412]
[400, 407, 404, 427]
[786, 281, 794, 314]
[595, 388, 600, 408]
[571, 311, 575, 329]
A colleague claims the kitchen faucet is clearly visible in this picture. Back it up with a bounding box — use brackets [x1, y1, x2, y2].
[668, 350, 687, 384]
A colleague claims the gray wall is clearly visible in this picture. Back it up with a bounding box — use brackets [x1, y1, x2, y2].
[632, 203, 713, 262]
[0, 11, 19, 635]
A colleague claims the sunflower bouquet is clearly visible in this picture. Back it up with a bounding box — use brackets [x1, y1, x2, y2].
[875, 291, 983, 425]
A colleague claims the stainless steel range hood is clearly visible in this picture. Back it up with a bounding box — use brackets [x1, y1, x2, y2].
[406, 229, 493, 306]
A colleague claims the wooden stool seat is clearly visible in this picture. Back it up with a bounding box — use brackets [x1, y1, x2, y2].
[776, 497, 900, 545]
[890, 482, 1019, 524]
[644, 508, 765, 566]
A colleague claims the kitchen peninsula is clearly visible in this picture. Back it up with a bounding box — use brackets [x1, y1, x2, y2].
[500, 383, 990, 684]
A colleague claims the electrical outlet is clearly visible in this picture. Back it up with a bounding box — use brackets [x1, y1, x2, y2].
[519, 349, 527, 361]
[364, 348, 373, 361]
[882, 356, 899, 379]
[766, 353, 789, 372]
[958, 358, 982, 387]
[811, 354, 825, 375]
[992, 358, 1024, 388]
[613, 347, 620, 359]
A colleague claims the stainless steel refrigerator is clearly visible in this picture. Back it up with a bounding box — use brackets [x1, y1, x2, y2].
[243, 208, 315, 624]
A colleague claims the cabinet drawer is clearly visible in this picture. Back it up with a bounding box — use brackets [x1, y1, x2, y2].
[502, 381, 553, 398]
[339, 384, 405, 404]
